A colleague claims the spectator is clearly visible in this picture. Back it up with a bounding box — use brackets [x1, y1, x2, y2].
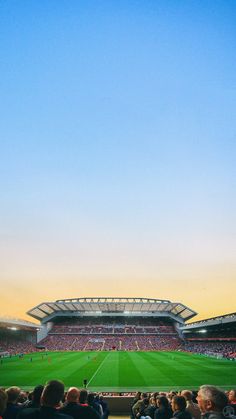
[60, 388, 100, 419]
[59, 387, 81, 419]
[171, 396, 192, 419]
[87, 394, 102, 417]
[98, 396, 109, 419]
[196, 385, 228, 419]
[143, 396, 157, 419]
[25, 386, 44, 409]
[133, 393, 148, 418]
[0, 390, 8, 419]
[181, 391, 201, 419]
[155, 396, 172, 419]
[17, 380, 72, 419]
[131, 393, 141, 419]
[141, 397, 156, 419]
[228, 390, 236, 405]
[3, 387, 22, 419]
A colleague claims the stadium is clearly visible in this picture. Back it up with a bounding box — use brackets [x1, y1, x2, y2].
[0, 297, 235, 394]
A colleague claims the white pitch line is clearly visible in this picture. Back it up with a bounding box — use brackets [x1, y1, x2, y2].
[87, 353, 110, 387]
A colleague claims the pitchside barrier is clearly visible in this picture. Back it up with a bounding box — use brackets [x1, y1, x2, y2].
[103, 396, 133, 414]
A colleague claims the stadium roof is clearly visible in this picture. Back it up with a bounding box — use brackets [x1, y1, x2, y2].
[0, 317, 39, 330]
[181, 312, 236, 331]
[27, 297, 197, 324]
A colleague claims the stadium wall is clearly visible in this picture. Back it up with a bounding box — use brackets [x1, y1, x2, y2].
[37, 322, 53, 343]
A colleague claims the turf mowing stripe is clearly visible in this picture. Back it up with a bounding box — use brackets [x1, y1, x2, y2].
[134, 352, 175, 386]
[87, 352, 111, 387]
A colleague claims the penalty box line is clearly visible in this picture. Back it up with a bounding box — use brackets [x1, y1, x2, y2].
[87, 353, 111, 387]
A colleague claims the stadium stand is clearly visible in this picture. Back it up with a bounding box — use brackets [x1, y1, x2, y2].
[181, 312, 236, 359]
[0, 318, 38, 356]
[0, 300, 235, 358]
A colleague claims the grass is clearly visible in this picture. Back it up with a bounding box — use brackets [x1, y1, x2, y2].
[0, 351, 235, 391]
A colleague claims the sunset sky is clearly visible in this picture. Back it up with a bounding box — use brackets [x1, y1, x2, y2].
[0, 1, 235, 323]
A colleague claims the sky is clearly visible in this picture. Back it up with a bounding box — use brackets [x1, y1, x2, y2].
[0, 0, 235, 322]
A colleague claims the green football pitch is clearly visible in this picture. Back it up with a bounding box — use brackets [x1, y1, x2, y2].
[0, 351, 235, 391]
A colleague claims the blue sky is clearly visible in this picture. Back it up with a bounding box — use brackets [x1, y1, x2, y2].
[0, 0, 235, 320]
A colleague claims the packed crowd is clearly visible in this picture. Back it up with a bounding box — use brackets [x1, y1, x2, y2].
[51, 319, 171, 327]
[49, 325, 176, 335]
[38, 335, 182, 352]
[1, 337, 236, 357]
[0, 339, 36, 356]
[129, 388, 236, 419]
[0, 382, 236, 419]
[184, 342, 236, 359]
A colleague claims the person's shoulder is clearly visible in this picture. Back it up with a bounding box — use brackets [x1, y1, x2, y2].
[17, 408, 40, 419]
[59, 404, 82, 415]
[155, 408, 167, 419]
[84, 406, 101, 419]
[53, 411, 73, 419]
[6, 404, 22, 412]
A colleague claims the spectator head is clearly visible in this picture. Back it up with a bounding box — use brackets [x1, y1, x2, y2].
[79, 389, 88, 404]
[41, 380, 65, 408]
[0, 389, 8, 416]
[156, 396, 170, 409]
[228, 390, 236, 403]
[32, 385, 44, 405]
[141, 393, 148, 399]
[168, 392, 177, 401]
[150, 396, 157, 406]
[171, 396, 187, 412]
[6, 387, 21, 404]
[17, 392, 27, 404]
[197, 385, 228, 413]
[66, 388, 80, 403]
[181, 391, 193, 402]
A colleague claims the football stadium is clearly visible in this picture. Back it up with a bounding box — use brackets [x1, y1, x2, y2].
[0, 297, 235, 394]
[1, 2, 236, 419]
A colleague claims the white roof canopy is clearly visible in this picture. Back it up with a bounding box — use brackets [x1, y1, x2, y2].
[27, 297, 197, 323]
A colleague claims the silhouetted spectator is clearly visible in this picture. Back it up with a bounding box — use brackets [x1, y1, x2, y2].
[0, 390, 8, 419]
[17, 380, 72, 419]
[3, 387, 22, 419]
